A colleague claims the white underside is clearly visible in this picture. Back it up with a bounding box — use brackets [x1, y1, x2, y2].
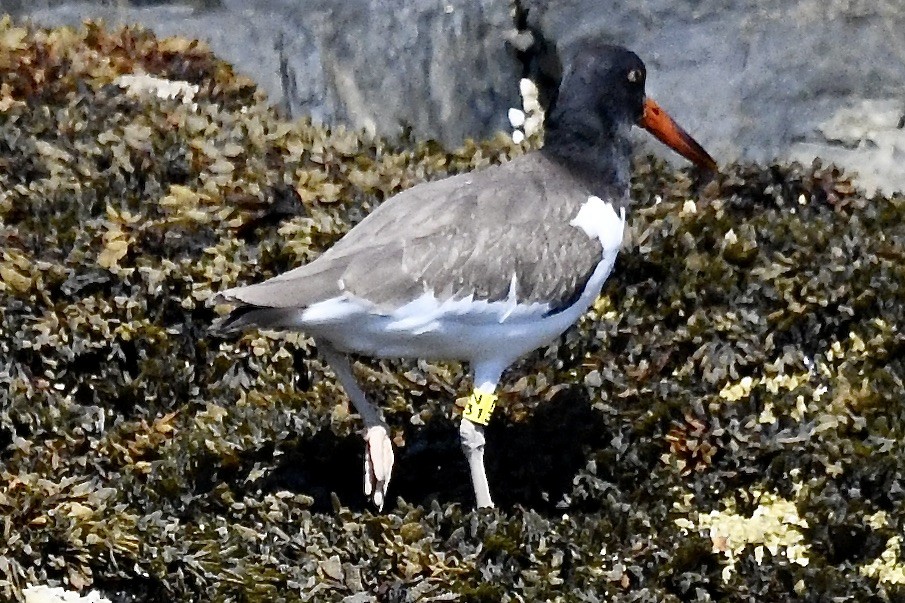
[292, 198, 626, 370]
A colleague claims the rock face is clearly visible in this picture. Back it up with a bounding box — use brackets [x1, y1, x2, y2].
[10, 0, 522, 148]
[522, 0, 905, 194]
[7, 0, 905, 189]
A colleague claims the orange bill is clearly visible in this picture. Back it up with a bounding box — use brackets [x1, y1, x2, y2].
[639, 98, 717, 171]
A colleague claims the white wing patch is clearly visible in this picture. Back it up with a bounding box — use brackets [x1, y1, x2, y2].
[385, 282, 550, 335]
[500, 273, 520, 321]
[569, 196, 625, 251]
[301, 294, 367, 324]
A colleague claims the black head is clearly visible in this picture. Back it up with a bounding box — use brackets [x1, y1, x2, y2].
[543, 39, 717, 173]
[552, 41, 648, 125]
[558, 40, 647, 123]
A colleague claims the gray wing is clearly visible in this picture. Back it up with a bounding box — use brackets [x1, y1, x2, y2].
[217, 154, 606, 319]
[339, 216, 603, 311]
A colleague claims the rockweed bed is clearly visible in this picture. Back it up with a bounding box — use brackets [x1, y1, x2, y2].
[1, 17, 904, 603]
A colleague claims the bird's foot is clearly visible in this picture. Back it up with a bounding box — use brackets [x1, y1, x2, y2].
[363, 425, 394, 510]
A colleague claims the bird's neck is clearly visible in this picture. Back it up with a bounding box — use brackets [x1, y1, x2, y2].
[540, 106, 633, 200]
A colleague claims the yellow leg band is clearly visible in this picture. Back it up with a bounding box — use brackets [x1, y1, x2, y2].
[463, 391, 497, 426]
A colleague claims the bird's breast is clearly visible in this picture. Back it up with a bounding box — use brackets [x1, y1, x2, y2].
[568, 195, 626, 252]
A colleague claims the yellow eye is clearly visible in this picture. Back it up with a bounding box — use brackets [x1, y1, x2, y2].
[627, 69, 643, 83]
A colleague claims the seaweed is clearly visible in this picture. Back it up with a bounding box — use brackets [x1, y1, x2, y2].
[1, 16, 904, 602]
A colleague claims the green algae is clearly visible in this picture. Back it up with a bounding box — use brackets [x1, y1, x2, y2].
[1, 16, 904, 603]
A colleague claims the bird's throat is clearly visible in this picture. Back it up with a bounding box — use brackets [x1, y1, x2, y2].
[541, 115, 633, 195]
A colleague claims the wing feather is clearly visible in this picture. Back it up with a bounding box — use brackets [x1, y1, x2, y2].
[217, 153, 612, 324]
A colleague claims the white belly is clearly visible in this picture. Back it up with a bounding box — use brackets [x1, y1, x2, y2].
[295, 248, 618, 364]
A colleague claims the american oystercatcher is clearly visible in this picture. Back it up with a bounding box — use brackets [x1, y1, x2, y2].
[216, 41, 716, 509]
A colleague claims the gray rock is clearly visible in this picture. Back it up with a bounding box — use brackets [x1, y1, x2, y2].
[9, 0, 521, 148]
[522, 0, 905, 193]
[6, 0, 905, 192]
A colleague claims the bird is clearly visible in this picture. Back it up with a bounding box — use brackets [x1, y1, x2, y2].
[215, 40, 716, 510]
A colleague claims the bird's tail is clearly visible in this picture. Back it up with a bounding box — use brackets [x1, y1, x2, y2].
[213, 301, 304, 332]
[210, 287, 301, 334]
